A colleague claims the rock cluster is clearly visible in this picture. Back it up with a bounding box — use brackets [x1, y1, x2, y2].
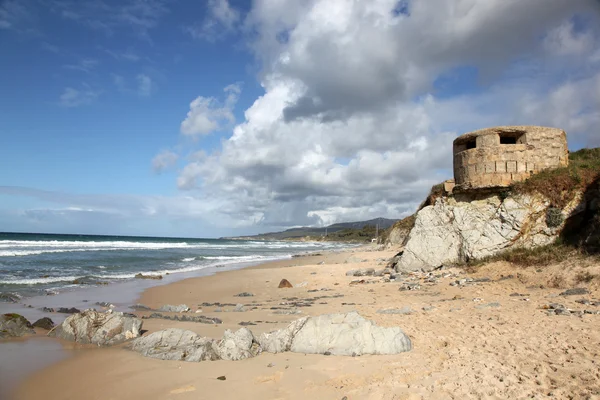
[0, 313, 35, 338]
[131, 312, 411, 362]
[48, 310, 142, 346]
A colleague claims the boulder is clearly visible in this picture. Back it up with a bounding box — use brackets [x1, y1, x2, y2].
[288, 312, 412, 356]
[48, 310, 142, 346]
[278, 279, 293, 288]
[0, 313, 35, 338]
[0, 293, 21, 303]
[213, 328, 261, 361]
[258, 317, 309, 353]
[130, 328, 218, 362]
[32, 317, 55, 330]
[158, 304, 190, 313]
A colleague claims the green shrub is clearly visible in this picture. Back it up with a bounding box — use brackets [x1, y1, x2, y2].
[546, 207, 564, 228]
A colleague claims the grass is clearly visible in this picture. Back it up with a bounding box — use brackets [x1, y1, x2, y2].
[510, 147, 600, 208]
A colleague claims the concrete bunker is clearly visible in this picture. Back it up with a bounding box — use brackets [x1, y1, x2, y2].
[453, 126, 569, 189]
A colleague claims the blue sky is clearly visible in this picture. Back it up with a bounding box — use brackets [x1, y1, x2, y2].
[1, 0, 600, 237]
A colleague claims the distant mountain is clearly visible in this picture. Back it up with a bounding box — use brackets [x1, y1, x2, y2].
[227, 218, 398, 241]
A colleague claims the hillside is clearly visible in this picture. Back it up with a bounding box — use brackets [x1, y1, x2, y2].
[228, 218, 398, 242]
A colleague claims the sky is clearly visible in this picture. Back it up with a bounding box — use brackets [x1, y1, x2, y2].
[1, 0, 600, 238]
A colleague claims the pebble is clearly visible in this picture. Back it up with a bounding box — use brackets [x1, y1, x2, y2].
[217, 376, 226, 381]
[560, 288, 590, 296]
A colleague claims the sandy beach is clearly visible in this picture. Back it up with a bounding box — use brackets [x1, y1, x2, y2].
[8, 245, 600, 400]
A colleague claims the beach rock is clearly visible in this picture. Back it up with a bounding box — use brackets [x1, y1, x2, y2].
[130, 304, 153, 311]
[278, 279, 293, 289]
[559, 288, 590, 296]
[32, 317, 55, 330]
[345, 256, 366, 264]
[131, 328, 218, 362]
[377, 307, 413, 315]
[345, 268, 375, 277]
[48, 310, 142, 346]
[258, 317, 309, 353]
[233, 304, 245, 312]
[143, 312, 222, 324]
[261, 312, 412, 356]
[158, 304, 190, 313]
[234, 292, 254, 297]
[134, 273, 163, 280]
[0, 293, 21, 303]
[213, 328, 261, 361]
[0, 313, 35, 338]
[56, 307, 81, 314]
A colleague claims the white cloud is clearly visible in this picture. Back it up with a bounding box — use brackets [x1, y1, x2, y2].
[169, 0, 600, 230]
[180, 83, 241, 137]
[0, 0, 30, 30]
[136, 74, 153, 96]
[64, 58, 98, 73]
[186, 0, 240, 41]
[59, 86, 101, 107]
[152, 150, 178, 173]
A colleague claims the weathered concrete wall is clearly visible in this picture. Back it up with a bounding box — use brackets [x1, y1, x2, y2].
[453, 126, 568, 189]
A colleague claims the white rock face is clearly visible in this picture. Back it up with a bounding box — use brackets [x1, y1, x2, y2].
[397, 192, 584, 271]
[213, 328, 261, 361]
[258, 317, 309, 353]
[288, 311, 412, 356]
[131, 328, 217, 361]
[48, 310, 142, 346]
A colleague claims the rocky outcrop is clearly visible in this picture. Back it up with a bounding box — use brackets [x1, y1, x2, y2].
[131, 312, 411, 362]
[48, 310, 142, 346]
[130, 328, 218, 361]
[396, 191, 584, 272]
[32, 317, 55, 330]
[287, 312, 412, 356]
[0, 313, 35, 338]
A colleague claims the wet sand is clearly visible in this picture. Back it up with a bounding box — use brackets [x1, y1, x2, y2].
[10, 246, 600, 399]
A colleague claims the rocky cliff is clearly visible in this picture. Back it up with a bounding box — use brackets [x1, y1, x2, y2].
[395, 189, 593, 272]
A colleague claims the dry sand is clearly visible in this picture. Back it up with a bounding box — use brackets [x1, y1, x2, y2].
[12, 247, 600, 400]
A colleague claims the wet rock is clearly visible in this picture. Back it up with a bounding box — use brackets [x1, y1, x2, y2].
[158, 304, 190, 313]
[41, 307, 55, 313]
[278, 279, 293, 289]
[131, 328, 218, 361]
[32, 317, 55, 330]
[234, 292, 254, 297]
[48, 310, 142, 346]
[95, 302, 114, 308]
[56, 307, 81, 314]
[0, 313, 35, 338]
[377, 307, 413, 315]
[134, 273, 162, 280]
[560, 288, 590, 296]
[0, 293, 21, 303]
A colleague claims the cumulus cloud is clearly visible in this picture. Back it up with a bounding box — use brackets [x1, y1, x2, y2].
[59, 86, 101, 107]
[152, 150, 178, 173]
[169, 0, 600, 231]
[186, 0, 240, 41]
[180, 83, 241, 137]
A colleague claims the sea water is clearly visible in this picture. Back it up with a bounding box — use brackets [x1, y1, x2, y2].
[0, 232, 350, 299]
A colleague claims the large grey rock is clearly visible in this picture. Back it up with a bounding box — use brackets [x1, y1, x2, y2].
[258, 317, 309, 353]
[158, 304, 190, 313]
[0, 313, 35, 338]
[213, 328, 261, 361]
[288, 312, 412, 356]
[130, 328, 217, 362]
[397, 192, 584, 272]
[48, 310, 142, 346]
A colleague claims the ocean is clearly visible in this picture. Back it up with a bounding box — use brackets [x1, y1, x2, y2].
[0, 232, 351, 300]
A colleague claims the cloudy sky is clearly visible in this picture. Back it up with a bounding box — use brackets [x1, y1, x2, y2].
[1, 0, 599, 237]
